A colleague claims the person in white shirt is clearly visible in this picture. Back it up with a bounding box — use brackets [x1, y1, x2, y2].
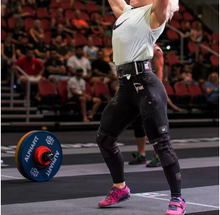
[96, 1, 186, 215]
[67, 67, 101, 122]
[67, 46, 92, 81]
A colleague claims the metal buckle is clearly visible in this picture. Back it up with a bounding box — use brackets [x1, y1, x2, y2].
[134, 62, 138, 75]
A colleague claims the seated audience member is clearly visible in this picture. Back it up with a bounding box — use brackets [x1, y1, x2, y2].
[68, 39, 76, 56]
[21, 0, 36, 6]
[67, 46, 92, 80]
[44, 49, 68, 89]
[1, 34, 16, 80]
[190, 21, 203, 43]
[16, 35, 31, 59]
[102, 37, 113, 62]
[51, 8, 70, 29]
[11, 18, 25, 43]
[91, 13, 105, 37]
[51, 24, 67, 46]
[6, 0, 29, 17]
[67, 67, 101, 122]
[192, 54, 209, 87]
[1, 34, 16, 64]
[205, 72, 219, 103]
[180, 64, 193, 85]
[91, 50, 116, 84]
[13, 48, 45, 101]
[50, 35, 71, 63]
[83, 36, 98, 63]
[29, 19, 44, 45]
[72, 10, 89, 34]
[36, 0, 50, 7]
[34, 34, 48, 61]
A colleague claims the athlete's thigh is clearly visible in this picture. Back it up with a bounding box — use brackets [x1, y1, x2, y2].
[139, 73, 168, 142]
[100, 92, 140, 138]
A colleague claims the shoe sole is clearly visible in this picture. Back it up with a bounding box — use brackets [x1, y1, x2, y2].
[165, 209, 186, 215]
[146, 164, 161, 167]
[98, 194, 132, 208]
[129, 161, 146, 165]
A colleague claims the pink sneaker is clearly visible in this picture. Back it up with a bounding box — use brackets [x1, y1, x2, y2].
[165, 197, 186, 215]
[98, 186, 131, 208]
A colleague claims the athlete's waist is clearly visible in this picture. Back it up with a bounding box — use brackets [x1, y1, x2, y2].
[116, 60, 152, 78]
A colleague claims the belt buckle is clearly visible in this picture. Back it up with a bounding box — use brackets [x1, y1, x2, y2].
[134, 62, 139, 75]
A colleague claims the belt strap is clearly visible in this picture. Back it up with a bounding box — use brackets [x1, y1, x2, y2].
[116, 60, 152, 78]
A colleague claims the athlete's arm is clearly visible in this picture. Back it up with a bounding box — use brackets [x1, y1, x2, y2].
[150, 0, 169, 29]
[153, 50, 164, 81]
[108, 0, 126, 18]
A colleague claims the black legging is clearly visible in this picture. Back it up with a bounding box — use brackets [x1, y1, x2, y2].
[133, 114, 146, 138]
[98, 70, 181, 197]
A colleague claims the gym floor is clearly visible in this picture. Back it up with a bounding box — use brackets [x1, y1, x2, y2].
[1, 127, 219, 215]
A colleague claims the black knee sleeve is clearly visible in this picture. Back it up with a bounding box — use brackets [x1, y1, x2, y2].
[151, 134, 178, 167]
[96, 129, 119, 158]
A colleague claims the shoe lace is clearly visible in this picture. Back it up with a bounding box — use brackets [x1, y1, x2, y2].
[133, 153, 142, 161]
[106, 187, 117, 201]
[169, 197, 183, 210]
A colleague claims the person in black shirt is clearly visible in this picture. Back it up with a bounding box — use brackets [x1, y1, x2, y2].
[50, 35, 71, 63]
[15, 35, 31, 59]
[91, 50, 116, 84]
[1, 34, 16, 80]
[44, 48, 68, 89]
[192, 54, 211, 87]
[34, 34, 48, 62]
[51, 24, 67, 46]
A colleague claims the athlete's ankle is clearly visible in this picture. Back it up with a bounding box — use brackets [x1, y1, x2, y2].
[113, 182, 126, 189]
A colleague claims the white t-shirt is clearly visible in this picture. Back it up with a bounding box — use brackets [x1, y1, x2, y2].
[67, 76, 85, 99]
[67, 56, 91, 77]
[112, 4, 166, 65]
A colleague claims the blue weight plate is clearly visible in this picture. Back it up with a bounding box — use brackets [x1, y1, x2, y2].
[16, 131, 36, 180]
[17, 130, 62, 182]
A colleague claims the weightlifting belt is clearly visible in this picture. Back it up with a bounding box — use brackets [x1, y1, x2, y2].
[116, 60, 152, 78]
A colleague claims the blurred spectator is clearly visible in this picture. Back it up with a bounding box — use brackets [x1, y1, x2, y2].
[50, 35, 71, 63]
[36, 0, 50, 8]
[1, 0, 7, 17]
[29, 19, 44, 45]
[52, 24, 67, 46]
[1, 35, 16, 63]
[91, 50, 116, 84]
[180, 64, 193, 84]
[83, 36, 98, 63]
[91, 13, 105, 37]
[44, 48, 68, 89]
[190, 21, 203, 43]
[205, 72, 219, 103]
[6, 0, 29, 17]
[183, 21, 191, 36]
[102, 37, 113, 62]
[67, 67, 101, 122]
[13, 47, 45, 101]
[1, 34, 16, 81]
[72, 10, 89, 34]
[68, 39, 76, 56]
[11, 18, 25, 43]
[51, 8, 70, 29]
[34, 34, 48, 61]
[67, 46, 92, 80]
[21, 0, 36, 6]
[15, 35, 31, 59]
[192, 54, 210, 87]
